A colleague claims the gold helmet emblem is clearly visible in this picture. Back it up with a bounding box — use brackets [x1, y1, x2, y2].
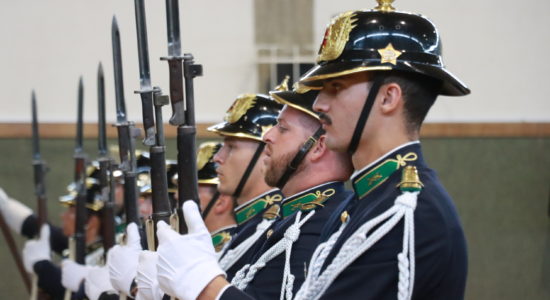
[317, 11, 358, 63]
[378, 43, 402, 65]
[224, 94, 256, 123]
[196, 142, 217, 171]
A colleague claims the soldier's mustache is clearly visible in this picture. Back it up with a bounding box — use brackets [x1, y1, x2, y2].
[318, 113, 332, 125]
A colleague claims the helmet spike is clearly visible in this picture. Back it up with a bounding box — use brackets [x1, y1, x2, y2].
[375, 0, 396, 12]
[274, 75, 290, 92]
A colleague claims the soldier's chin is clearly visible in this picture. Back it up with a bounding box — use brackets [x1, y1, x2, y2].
[264, 170, 279, 188]
[324, 134, 346, 153]
[217, 182, 232, 196]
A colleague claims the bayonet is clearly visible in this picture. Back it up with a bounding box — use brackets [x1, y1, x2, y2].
[134, 0, 172, 250]
[32, 91, 48, 228]
[161, 0, 185, 126]
[112, 16, 140, 227]
[75, 78, 84, 156]
[162, 0, 203, 233]
[134, 0, 156, 146]
[97, 64, 108, 157]
[113, 17, 126, 125]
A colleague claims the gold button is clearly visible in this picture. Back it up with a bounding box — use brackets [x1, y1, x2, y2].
[266, 229, 274, 238]
[340, 211, 349, 223]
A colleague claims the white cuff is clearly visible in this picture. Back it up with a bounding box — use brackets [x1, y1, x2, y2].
[4, 198, 33, 234]
[215, 284, 232, 300]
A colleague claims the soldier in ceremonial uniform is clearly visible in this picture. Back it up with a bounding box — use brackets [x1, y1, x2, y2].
[291, 1, 469, 299]
[207, 93, 284, 280]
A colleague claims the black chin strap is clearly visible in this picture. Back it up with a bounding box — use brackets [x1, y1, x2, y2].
[276, 126, 325, 189]
[347, 76, 384, 154]
[232, 143, 266, 205]
[201, 190, 220, 219]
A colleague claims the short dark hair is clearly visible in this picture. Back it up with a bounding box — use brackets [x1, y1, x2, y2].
[379, 71, 441, 134]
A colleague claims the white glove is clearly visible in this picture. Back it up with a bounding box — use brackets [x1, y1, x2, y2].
[0, 188, 33, 234]
[61, 259, 92, 292]
[135, 251, 163, 300]
[108, 222, 141, 294]
[157, 201, 225, 300]
[22, 224, 50, 273]
[85, 265, 117, 300]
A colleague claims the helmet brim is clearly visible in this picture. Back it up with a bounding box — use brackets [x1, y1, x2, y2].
[300, 60, 470, 96]
[207, 122, 264, 142]
[270, 91, 321, 120]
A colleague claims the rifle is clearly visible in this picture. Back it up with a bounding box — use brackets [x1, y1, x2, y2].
[112, 16, 141, 227]
[97, 63, 116, 254]
[64, 78, 88, 300]
[29, 91, 49, 300]
[133, 0, 172, 250]
[162, 0, 203, 234]
[73, 77, 87, 265]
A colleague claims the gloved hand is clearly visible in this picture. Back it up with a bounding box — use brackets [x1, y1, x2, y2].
[157, 201, 225, 300]
[108, 222, 141, 295]
[135, 251, 163, 300]
[22, 224, 50, 273]
[61, 259, 92, 292]
[85, 265, 117, 300]
[0, 187, 33, 234]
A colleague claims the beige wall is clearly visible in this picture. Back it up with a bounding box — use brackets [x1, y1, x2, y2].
[0, 0, 549, 126]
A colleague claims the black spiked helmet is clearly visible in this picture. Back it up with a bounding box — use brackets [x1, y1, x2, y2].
[300, 0, 470, 96]
[207, 94, 283, 142]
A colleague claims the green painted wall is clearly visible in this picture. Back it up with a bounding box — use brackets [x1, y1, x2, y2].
[0, 138, 548, 299]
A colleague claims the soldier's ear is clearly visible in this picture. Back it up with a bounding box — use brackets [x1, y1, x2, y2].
[379, 82, 403, 115]
[308, 135, 327, 163]
[216, 194, 233, 214]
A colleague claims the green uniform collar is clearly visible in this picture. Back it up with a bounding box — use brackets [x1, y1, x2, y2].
[234, 189, 283, 225]
[352, 150, 418, 199]
[211, 225, 237, 252]
[281, 181, 341, 217]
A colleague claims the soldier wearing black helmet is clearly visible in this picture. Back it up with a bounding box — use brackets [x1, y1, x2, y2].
[136, 94, 283, 300]
[292, 1, 469, 299]
[206, 93, 284, 280]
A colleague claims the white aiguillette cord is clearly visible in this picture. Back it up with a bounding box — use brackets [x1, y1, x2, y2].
[232, 210, 315, 300]
[296, 191, 419, 300]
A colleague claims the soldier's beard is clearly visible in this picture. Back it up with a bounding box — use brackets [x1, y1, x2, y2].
[264, 150, 297, 187]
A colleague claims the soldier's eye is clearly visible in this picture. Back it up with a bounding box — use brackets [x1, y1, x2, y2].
[277, 124, 287, 133]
